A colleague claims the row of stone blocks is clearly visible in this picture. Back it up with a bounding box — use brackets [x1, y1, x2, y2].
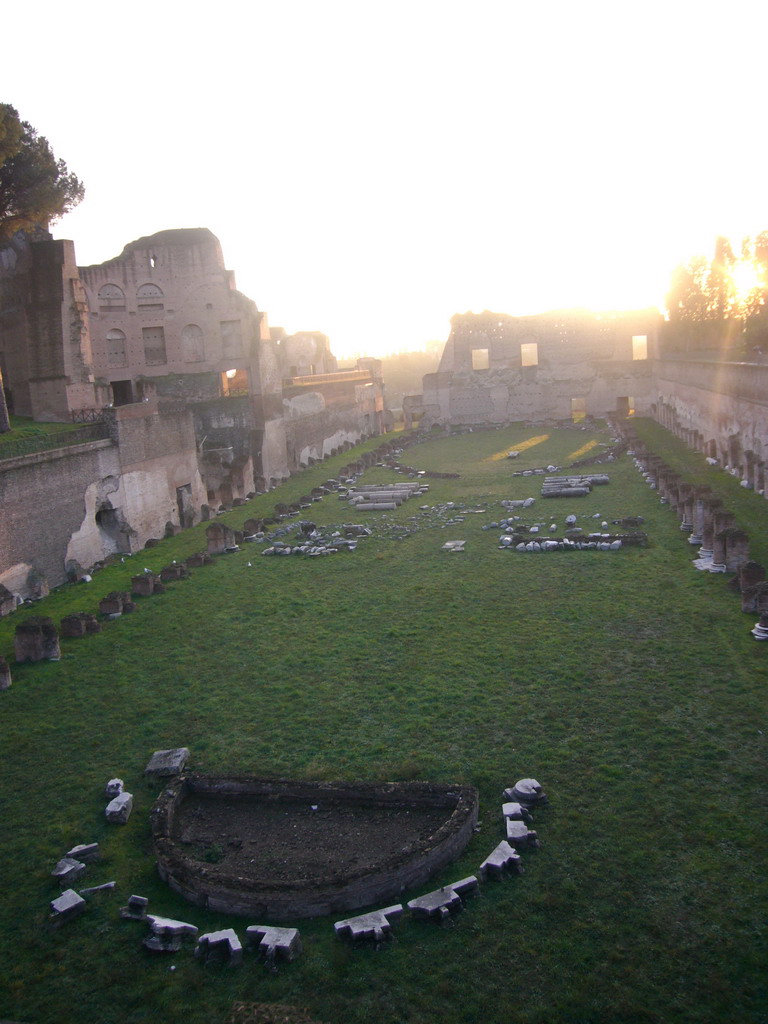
[627, 435, 751, 573]
[336, 778, 546, 944]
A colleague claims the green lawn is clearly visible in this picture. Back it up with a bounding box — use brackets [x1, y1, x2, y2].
[0, 421, 766, 1024]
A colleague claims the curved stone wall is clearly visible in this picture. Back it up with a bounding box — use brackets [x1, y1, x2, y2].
[151, 775, 479, 920]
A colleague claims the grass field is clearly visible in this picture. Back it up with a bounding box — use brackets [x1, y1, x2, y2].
[0, 420, 766, 1024]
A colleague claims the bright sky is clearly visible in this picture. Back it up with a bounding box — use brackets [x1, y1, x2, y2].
[5, 1, 768, 358]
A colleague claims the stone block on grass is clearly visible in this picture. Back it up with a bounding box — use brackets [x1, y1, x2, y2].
[407, 876, 478, 922]
[195, 928, 243, 966]
[50, 888, 86, 923]
[479, 840, 524, 881]
[334, 905, 403, 944]
[105, 791, 133, 823]
[246, 925, 302, 965]
[144, 747, 189, 777]
[52, 857, 87, 885]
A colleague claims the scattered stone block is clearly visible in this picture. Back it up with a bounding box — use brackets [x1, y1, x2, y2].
[131, 574, 155, 597]
[144, 747, 189, 777]
[407, 876, 479, 922]
[52, 857, 87, 885]
[144, 914, 198, 952]
[334, 904, 403, 943]
[505, 819, 540, 849]
[160, 563, 189, 582]
[751, 612, 768, 640]
[501, 801, 533, 823]
[479, 840, 523, 881]
[195, 928, 243, 966]
[185, 552, 212, 568]
[105, 778, 124, 797]
[50, 888, 86, 923]
[120, 894, 149, 920]
[442, 540, 466, 552]
[105, 791, 133, 823]
[0, 656, 11, 690]
[60, 612, 101, 637]
[14, 616, 60, 662]
[99, 591, 130, 617]
[66, 842, 99, 863]
[79, 881, 115, 895]
[506, 778, 548, 806]
[246, 925, 302, 965]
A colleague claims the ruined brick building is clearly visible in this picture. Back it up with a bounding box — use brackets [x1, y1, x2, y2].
[0, 228, 385, 599]
[409, 307, 768, 494]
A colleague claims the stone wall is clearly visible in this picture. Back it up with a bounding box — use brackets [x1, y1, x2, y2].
[0, 400, 206, 599]
[654, 358, 768, 482]
[423, 308, 660, 426]
[0, 439, 119, 595]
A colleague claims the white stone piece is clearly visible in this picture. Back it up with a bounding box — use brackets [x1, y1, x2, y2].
[50, 888, 86, 921]
[334, 904, 403, 943]
[246, 925, 302, 964]
[505, 819, 540, 849]
[479, 840, 524, 881]
[501, 801, 532, 822]
[144, 747, 189, 776]
[509, 778, 547, 805]
[407, 876, 479, 922]
[105, 791, 133, 823]
[66, 842, 100, 863]
[195, 928, 243, 966]
[105, 778, 124, 797]
[52, 857, 86, 885]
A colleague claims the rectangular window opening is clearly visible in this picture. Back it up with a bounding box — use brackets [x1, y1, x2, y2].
[632, 335, 648, 360]
[471, 348, 489, 370]
[521, 342, 538, 367]
[571, 397, 586, 423]
[142, 326, 167, 365]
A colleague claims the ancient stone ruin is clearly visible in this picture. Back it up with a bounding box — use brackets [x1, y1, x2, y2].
[151, 776, 479, 920]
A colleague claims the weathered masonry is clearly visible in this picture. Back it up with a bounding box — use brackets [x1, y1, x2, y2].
[421, 308, 659, 426]
[0, 228, 386, 599]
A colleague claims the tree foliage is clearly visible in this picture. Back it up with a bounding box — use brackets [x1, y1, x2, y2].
[0, 104, 84, 240]
[666, 233, 768, 330]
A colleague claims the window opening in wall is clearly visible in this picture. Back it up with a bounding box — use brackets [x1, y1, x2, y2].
[471, 348, 489, 370]
[142, 326, 167, 365]
[632, 335, 648, 360]
[137, 283, 164, 311]
[221, 320, 243, 358]
[98, 284, 126, 313]
[149, 254, 157, 269]
[181, 323, 205, 362]
[111, 380, 135, 406]
[571, 397, 586, 423]
[106, 329, 127, 367]
[521, 342, 539, 367]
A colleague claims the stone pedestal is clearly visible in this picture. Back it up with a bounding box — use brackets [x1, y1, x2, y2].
[15, 617, 60, 662]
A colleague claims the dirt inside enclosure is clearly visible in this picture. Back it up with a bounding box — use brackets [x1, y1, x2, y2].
[173, 794, 451, 882]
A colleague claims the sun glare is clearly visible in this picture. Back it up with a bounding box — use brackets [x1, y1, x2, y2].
[731, 260, 763, 302]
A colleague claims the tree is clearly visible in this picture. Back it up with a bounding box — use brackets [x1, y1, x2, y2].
[665, 256, 709, 322]
[0, 104, 84, 240]
[0, 105, 84, 430]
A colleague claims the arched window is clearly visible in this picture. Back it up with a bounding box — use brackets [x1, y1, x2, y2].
[182, 324, 205, 362]
[98, 284, 126, 312]
[137, 283, 164, 311]
[106, 328, 127, 367]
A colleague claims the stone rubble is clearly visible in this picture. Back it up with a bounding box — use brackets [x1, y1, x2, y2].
[334, 904, 403, 944]
[246, 925, 303, 965]
[407, 876, 479, 923]
[105, 791, 133, 824]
